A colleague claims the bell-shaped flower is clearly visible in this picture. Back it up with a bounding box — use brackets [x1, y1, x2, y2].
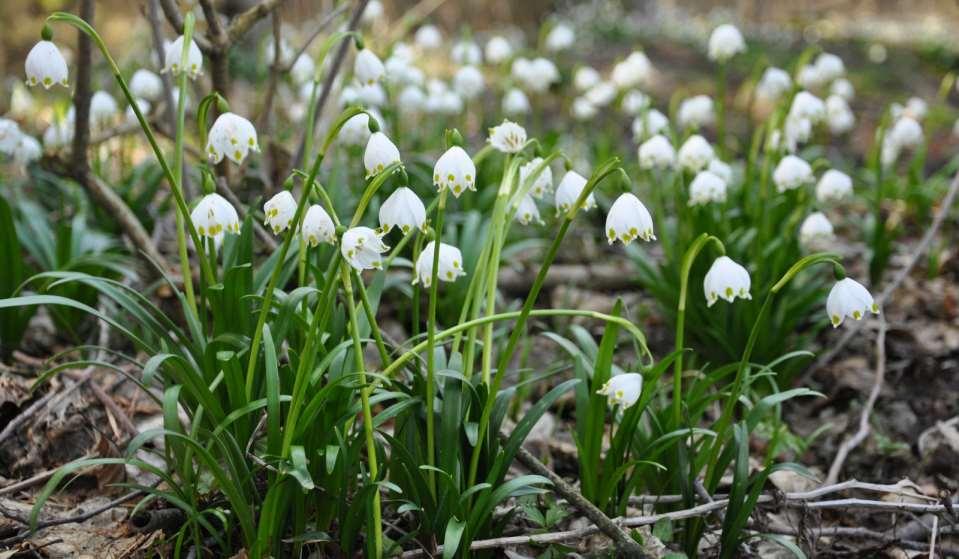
[354, 48, 385, 85]
[301, 204, 335, 247]
[364, 131, 401, 177]
[756, 67, 791, 101]
[621, 90, 651, 115]
[815, 52, 845, 83]
[515, 194, 543, 225]
[43, 119, 73, 151]
[708, 24, 746, 62]
[816, 169, 853, 203]
[0, 119, 23, 154]
[677, 135, 715, 172]
[89, 90, 118, 128]
[339, 112, 374, 147]
[703, 256, 751, 307]
[520, 157, 553, 198]
[164, 36, 203, 79]
[554, 170, 596, 213]
[598, 373, 643, 408]
[130, 69, 163, 101]
[707, 159, 733, 183]
[826, 95, 855, 134]
[831, 78, 855, 101]
[584, 82, 616, 107]
[688, 170, 727, 206]
[414, 25, 443, 50]
[453, 65, 484, 100]
[414, 241, 466, 287]
[678, 95, 715, 130]
[341, 226, 389, 271]
[398, 86, 426, 115]
[379, 187, 426, 233]
[606, 193, 655, 245]
[206, 112, 259, 164]
[511, 57, 559, 93]
[799, 211, 835, 250]
[611, 51, 652, 90]
[25, 41, 69, 89]
[789, 91, 825, 123]
[502, 88, 531, 116]
[827, 278, 878, 327]
[488, 120, 527, 153]
[263, 191, 297, 234]
[638, 134, 675, 170]
[485, 36, 513, 64]
[433, 146, 476, 196]
[125, 98, 152, 126]
[574, 66, 601, 91]
[773, 155, 813, 192]
[545, 22, 575, 52]
[191, 193, 240, 238]
[632, 109, 669, 141]
[13, 135, 42, 165]
[572, 97, 597, 121]
[290, 54, 316, 85]
[452, 40, 482, 66]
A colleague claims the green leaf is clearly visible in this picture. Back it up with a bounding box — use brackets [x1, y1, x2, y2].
[443, 517, 467, 559]
[289, 446, 315, 490]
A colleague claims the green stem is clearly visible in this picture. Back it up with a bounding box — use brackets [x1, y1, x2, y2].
[173, 21, 197, 317]
[424, 189, 448, 498]
[717, 62, 727, 159]
[354, 270, 391, 367]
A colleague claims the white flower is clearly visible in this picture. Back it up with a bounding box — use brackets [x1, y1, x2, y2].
[433, 146, 476, 196]
[903, 97, 928, 121]
[453, 65, 484, 100]
[414, 241, 465, 287]
[688, 170, 727, 206]
[783, 115, 812, 152]
[485, 36, 513, 64]
[789, 91, 825, 123]
[708, 24, 746, 62]
[502, 88, 531, 116]
[584, 81, 616, 107]
[756, 67, 792, 101]
[264, 37, 294, 65]
[597, 373, 643, 408]
[515, 194, 542, 225]
[488, 120, 527, 153]
[545, 22, 575, 52]
[43, 120, 73, 151]
[263, 191, 298, 234]
[773, 155, 813, 192]
[815, 52, 845, 83]
[678, 95, 715, 130]
[342, 227, 389, 271]
[191, 193, 240, 238]
[889, 116, 923, 147]
[520, 157, 553, 198]
[415, 25, 442, 50]
[703, 256, 751, 307]
[574, 66, 601, 91]
[9, 84, 35, 119]
[379, 187, 426, 233]
[290, 54, 316, 85]
[206, 112, 259, 164]
[125, 98, 152, 126]
[799, 212, 835, 249]
[707, 159, 733, 183]
[638, 134, 675, 170]
[632, 109, 669, 141]
[827, 278, 878, 327]
[611, 51, 652, 90]
[512, 57, 559, 93]
[89, 91, 118, 128]
[354, 48, 385, 85]
[398, 86, 426, 115]
[452, 40, 482, 65]
[830, 78, 854, 101]
[621, 90, 650, 115]
[130, 69, 163, 101]
[554, 170, 596, 213]
[164, 36, 203, 79]
[826, 95, 855, 134]
[13, 135, 41, 165]
[25, 41, 69, 89]
[364, 132, 401, 177]
[606, 193, 655, 245]
[816, 169, 853, 203]
[301, 205, 336, 247]
[572, 97, 597, 121]
[0, 119, 23, 154]
[339, 112, 373, 147]
[357, 82, 387, 107]
[797, 64, 823, 90]
[361, 0, 384, 24]
[677, 135, 715, 172]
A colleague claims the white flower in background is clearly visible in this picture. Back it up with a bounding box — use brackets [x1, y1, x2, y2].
[263, 191, 297, 234]
[357, 82, 387, 108]
[826, 95, 855, 134]
[799, 211, 835, 249]
[429, 90, 463, 115]
[756, 67, 792, 101]
[354, 48, 385, 85]
[191, 193, 240, 238]
[452, 40, 482, 65]
[360, 0, 384, 25]
[831, 78, 855, 101]
[545, 22, 575, 52]
[414, 241, 466, 287]
[606, 193, 655, 245]
[882, 116, 924, 166]
[638, 134, 675, 170]
[789, 91, 826, 123]
[485, 36, 513, 64]
[826, 278, 879, 327]
[707, 23, 746, 62]
[89, 90, 118, 128]
[43, 120, 73, 151]
[398, 86, 426, 115]
[130, 69, 163, 101]
[124, 98, 152, 126]
[773, 155, 813, 192]
[597, 373, 643, 408]
[816, 169, 853, 203]
[164, 36, 203, 78]
[342, 226, 389, 271]
[414, 25, 442, 49]
[207, 112, 259, 164]
[502, 88, 531, 116]
[0, 119, 23, 154]
[631, 109, 669, 141]
[611, 51, 652, 90]
[574, 66, 601, 91]
[379, 187, 427, 233]
[384, 56, 413, 86]
[9, 84, 35, 119]
[708, 159, 733, 183]
[339, 84, 359, 106]
[677, 135, 715, 172]
[584, 81, 616, 107]
[25, 40, 69, 89]
[555, 170, 596, 213]
[688, 170, 727, 206]
[13, 135, 41, 165]
[264, 37, 295, 65]
[488, 120, 527, 153]
[453, 65, 484, 100]
[797, 63, 823, 90]
[515, 194, 543, 225]
[301, 205, 335, 247]
[892, 97, 928, 121]
[783, 115, 812, 152]
[704, 256, 751, 306]
[678, 95, 715, 130]
[512, 57, 560, 93]
[572, 97, 597, 121]
[520, 157, 553, 198]
[290, 54, 316, 85]
[815, 52, 845, 83]
[621, 90, 650, 115]
[339, 112, 373, 147]
[364, 132, 401, 177]
[434, 146, 476, 196]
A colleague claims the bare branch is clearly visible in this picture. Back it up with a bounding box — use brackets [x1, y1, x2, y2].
[225, 0, 287, 45]
[156, 0, 214, 53]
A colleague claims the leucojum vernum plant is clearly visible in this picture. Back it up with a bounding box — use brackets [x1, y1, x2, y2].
[1, 2, 951, 557]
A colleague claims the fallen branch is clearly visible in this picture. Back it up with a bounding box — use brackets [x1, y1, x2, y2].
[0, 491, 143, 546]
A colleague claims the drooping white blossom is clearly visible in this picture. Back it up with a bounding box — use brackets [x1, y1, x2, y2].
[379, 187, 427, 233]
[164, 36, 203, 79]
[414, 241, 466, 287]
[707, 24, 746, 62]
[433, 146, 476, 196]
[263, 191, 298, 234]
[554, 170, 596, 213]
[773, 155, 813, 192]
[520, 157, 553, 198]
[703, 256, 751, 306]
[485, 36, 513, 64]
[341, 226, 389, 271]
[632, 109, 669, 141]
[515, 194, 543, 225]
[799, 211, 835, 249]
[487, 120, 527, 153]
[502, 88, 531, 116]
[816, 169, 853, 203]
[756, 67, 792, 101]
[677, 95, 715, 130]
[191, 193, 240, 238]
[364, 132, 401, 177]
[453, 65, 485, 100]
[25, 41, 69, 89]
[638, 134, 675, 170]
[605, 193, 655, 245]
[130, 69, 163, 101]
[354, 48, 385, 85]
[611, 51, 652, 90]
[688, 170, 727, 206]
[598, 373, 643, 408]
[545, 22, 575, 52]
[677, 135, 715, 172]
[301, 205, 336, 247]
[826, 278, 878, 327]
[206, 112, 259, 164]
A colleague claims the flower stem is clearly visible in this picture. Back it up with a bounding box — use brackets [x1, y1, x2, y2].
[173, 20, 197, 317]
[424, 188, 448, 498]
